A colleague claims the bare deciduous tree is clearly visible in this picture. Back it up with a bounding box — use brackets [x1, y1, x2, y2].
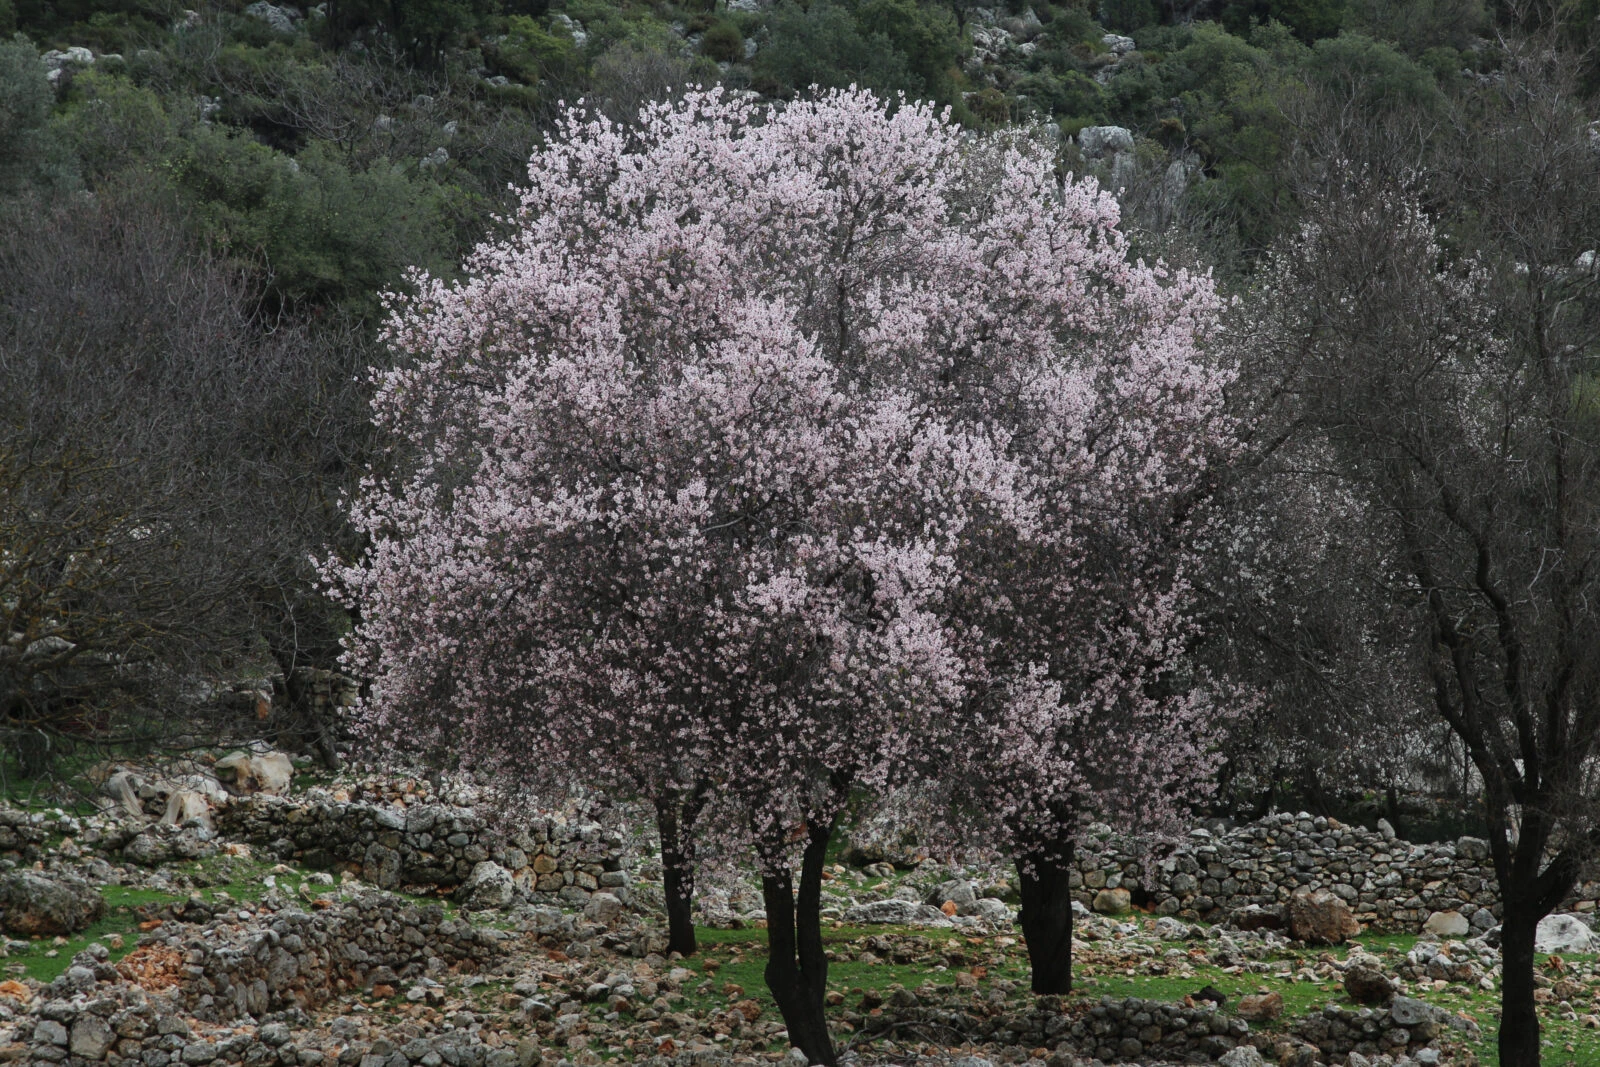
[0, 183, 372, 778]
[1241, 41, 1600, 1066]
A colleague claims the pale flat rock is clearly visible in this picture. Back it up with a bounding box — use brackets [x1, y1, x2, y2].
[1536, 913, 1597, 953]
[1422, 910, 1469, 937]
[842, 899, 953, 927]
[160, 789, 213, 830]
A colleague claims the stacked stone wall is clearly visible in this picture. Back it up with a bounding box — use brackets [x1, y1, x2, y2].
[213, 796, 629, 905]
[1071, 811, 1600, 930]
[148, 893, 507, 1022]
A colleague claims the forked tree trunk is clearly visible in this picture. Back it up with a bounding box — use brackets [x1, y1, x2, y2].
[1498, 904, 1541, 1067]
[1017, 845, 1076, 995]
[655, 785, 707, 957]
[761, 816, 837, 1066]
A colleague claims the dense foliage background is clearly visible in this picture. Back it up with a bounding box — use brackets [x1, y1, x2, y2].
[4, 0, 1594, 308]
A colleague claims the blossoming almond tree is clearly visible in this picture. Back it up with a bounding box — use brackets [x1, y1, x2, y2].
[933, 228, 1238, 995]
[330, 87, 1236, 1063]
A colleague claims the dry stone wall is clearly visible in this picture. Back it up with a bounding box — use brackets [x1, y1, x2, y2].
[212, 795, 629, 906]
[5, 902, 516, 1067]
[1071, 811, 1600, 931]
[149, 893, 507, 1022]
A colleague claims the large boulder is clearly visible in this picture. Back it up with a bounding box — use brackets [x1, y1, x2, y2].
[1236, 991, 1283, 1021]
[122, 830, 172, 867]
[1078, 125, 1134, 158]
[1231, 903, 1284, 931]
[1288, 888, 1360, 944]
[1422, 910, 1469, 937]
[1388, 996, 1446, 1039]
[925, 879, 976, 908]
[160, 790, 212, 830]
[582, 891, 625, 925]
[1091, 887, 1132, 915]
[1344, 964, 1396, 1005]
[1535, 913, 1597, 954]
[100, 770, 146, 820]
[214, 751, 294, 796]
[459, 861, 516, 911]
[842, 899, 953, 927]
[961, 898, 1014, 923]
[0, 872, 105, 935]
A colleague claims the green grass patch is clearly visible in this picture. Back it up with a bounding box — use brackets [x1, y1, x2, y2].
[5, 884, 185, 983]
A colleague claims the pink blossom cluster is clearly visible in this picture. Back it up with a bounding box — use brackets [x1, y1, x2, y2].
[327, 87, 1237, 868]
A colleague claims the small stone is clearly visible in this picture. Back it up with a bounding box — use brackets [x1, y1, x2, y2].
[34, 1019, 69, 1046]
[69, 1015, 114, 1060]
[181, 1040, 218, 1064]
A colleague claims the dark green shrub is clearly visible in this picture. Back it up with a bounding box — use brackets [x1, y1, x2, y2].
[699, 19, 742, 63]
[167, 127, 456, 313]
[54, 68, 171, 185]
[754, 0, 912, 100]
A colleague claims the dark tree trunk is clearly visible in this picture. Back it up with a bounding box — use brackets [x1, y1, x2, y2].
[270, 662, 342, 770]
[1498, 903, 1540, 1067]
[1017, 845, 1075, 995]
[761, 816, 837, 1066]
[1384, 784, 1403, 841]
[655, 786, 707, 958]
[662, 857, 696, 958]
